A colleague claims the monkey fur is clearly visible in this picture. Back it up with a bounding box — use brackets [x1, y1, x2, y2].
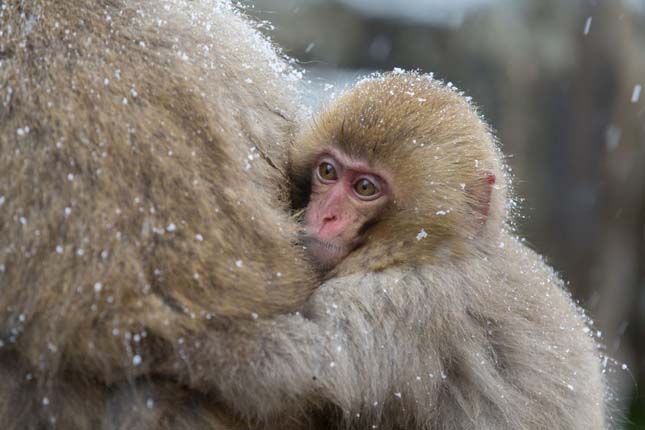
[185, 73, 607, 430]
[0, 0, 319, 428]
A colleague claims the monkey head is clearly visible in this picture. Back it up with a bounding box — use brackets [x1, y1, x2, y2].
[291, 72, 508, 276]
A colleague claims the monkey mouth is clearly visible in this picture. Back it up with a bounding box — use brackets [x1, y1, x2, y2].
[302, 235, 351, 270]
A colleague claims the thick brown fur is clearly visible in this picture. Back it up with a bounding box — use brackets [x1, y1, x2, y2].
[0, 0, 319, 428]
[196, 73, 608, 429]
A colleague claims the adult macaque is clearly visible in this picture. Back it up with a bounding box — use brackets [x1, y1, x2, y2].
[0, 0, 318, 428]
[183, 73, 607, 429]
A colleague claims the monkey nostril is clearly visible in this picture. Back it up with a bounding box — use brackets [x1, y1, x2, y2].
[322, 214, 337, 223]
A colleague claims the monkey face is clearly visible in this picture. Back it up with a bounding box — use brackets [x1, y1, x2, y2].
[303, 148, 391, 270]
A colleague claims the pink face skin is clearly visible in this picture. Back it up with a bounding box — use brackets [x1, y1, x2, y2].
[304, 149, 391, 270]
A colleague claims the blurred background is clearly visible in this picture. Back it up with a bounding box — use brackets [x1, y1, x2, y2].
[243, 0, 645, 427]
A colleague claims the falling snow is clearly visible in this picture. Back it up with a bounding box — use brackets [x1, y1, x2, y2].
[583, 17, 592, 35]
[631, 84, 641, 103]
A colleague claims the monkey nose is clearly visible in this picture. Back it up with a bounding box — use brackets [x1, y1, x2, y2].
[318, 214, 342, 238]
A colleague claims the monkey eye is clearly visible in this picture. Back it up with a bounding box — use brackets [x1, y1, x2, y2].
[317, 162, 338, 182]
[353, 178, 379, 198]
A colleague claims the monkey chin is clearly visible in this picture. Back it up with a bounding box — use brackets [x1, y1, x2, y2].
[303, 235, 351, 272]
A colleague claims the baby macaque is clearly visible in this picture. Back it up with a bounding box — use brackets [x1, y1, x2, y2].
[187, 72, 607, 430]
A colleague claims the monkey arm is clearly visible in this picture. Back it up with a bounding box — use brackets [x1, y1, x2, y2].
[166, 266, 444, 420]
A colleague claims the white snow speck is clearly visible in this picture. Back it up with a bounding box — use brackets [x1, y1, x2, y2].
[16, 126, 30, 136]
[305, 42, 315, 53]
[631, 84, 641, 103]
[94, 282, 103, 293]
[0, 196, 5, 206]
[67, 173, 75, 181]
[132, 354, 142, 366]
[195, 234, 204, 241]
[42, 397, 50, 406]
[103, 78, 110, 86]
[435, 210, 447, 216]
[166, 223, 177, 232]
[19, 216, 27, 225]
[55, 245, 64, 254]
[329, 361, 336, 368]
[499, 241, 505, 248]
[146, 398, 154, 409]
[394, 392, 402, 398]
[235, 260, 243, 268]
[583, 17, 592, 35]
[251, 312, 259, 320]
[122, 98, 128, 105]
[244, 78, 253, 84]
[0, 264, 5, 273]
[416, 228, 428, 241]
[64, 207, 72, 217]
[621, 363, 628, 370]
[567, 384, 574, 391]
[606, 125, 622, 151]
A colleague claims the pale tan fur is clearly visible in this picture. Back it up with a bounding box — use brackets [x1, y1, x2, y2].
[0, 0, 319, 428]
[196, 73, 607, 430]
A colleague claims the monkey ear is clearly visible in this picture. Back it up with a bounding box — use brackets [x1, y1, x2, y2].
[467, 172, 496, 223]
